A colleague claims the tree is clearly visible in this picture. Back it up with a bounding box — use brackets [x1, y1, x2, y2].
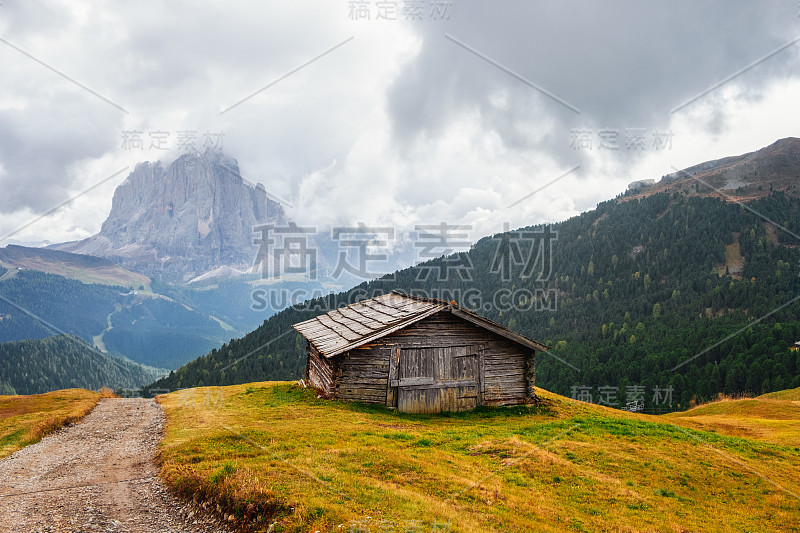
[725, 363, 747, 394]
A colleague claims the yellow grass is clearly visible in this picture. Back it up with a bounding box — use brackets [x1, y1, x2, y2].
[664, 389, 800, 446]
[758, 386, 800, 401]
[0, 388, 103, 459]
[157, 383, 800, 533]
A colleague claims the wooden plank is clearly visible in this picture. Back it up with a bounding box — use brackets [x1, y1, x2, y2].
[392, 376, 435, 387]
[525, 348, 536, 402]
[397, 379, 477, 390]
[316, 314, 362, 342]
[478, 345, 485, 405]
[327, 308, 378, 335]
[338, 304, 390, 329]
[386, 346, 399, 408]
[307, 346, 337, 396]
[320, 306, 444, 358]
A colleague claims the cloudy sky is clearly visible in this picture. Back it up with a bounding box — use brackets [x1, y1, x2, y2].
[1, 0, 799, 247]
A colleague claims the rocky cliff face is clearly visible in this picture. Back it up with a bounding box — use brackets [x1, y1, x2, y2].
[55, 150, 284, 282]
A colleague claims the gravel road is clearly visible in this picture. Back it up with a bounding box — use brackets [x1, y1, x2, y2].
[0, 398, 232, 533]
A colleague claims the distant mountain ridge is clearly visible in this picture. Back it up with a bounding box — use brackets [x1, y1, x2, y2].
[53, 149, 285, 282]
[0, 256, 242, 371]
[0, 245, 150, 289]
[628, 137, 800, 201]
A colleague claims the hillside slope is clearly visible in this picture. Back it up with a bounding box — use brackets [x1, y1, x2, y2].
[0, 388, 102, 459]
[627, 137, 800, 202]
[0, 245, 150, 289]
[662, 386, 800, 445]
[0, 266, 241, 370]
[156, 381, 800, 532]
[0, 335, 163, 395]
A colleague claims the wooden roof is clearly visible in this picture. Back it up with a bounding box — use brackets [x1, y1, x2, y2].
[293, 291, 547, 358]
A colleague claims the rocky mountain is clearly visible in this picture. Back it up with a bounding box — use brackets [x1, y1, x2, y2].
[54, 149, 285, 282]
[626, 137, 800, 200]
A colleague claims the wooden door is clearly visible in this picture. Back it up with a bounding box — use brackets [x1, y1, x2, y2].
[389, 345, 481, 413]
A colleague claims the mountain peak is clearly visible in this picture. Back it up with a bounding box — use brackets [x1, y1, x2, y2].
[53, 152, 285, 282]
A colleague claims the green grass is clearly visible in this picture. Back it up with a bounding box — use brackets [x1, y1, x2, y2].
[157, 383, 800, 532]
[758, 386, 800, 401]
[0, 388, 103, 458]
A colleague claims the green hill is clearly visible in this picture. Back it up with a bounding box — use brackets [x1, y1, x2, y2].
[0, 335, 163, 395]
[146, 190, 800, 410]
[0, 269, 127, 343]
[155, 381, 800, 532]
[759, 385, 800, 401]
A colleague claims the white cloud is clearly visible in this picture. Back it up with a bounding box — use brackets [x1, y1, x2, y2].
[1, 1, 799, 249]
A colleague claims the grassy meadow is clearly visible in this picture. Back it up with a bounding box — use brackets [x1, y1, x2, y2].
[0, 388, 103, 459]
[156, 383, 800, 533]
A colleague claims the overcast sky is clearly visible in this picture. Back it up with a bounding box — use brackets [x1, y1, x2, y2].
[1, 0, 799, 247]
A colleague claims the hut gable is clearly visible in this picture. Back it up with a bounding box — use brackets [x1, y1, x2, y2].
[293, 291, 547, 413]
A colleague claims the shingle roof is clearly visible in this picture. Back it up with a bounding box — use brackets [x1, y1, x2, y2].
[293, 291, 547, 358]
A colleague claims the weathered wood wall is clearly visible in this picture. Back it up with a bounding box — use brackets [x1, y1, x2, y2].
[335, 343, 391, 403]
[316, 310, 535, 411]
[306, 344, 337, 397]
[390, 312, 531, 406]
[483, 337, 530, 406]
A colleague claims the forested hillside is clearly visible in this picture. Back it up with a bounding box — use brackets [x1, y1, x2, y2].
[0, 335, 162, 395]
[146, 191, 800, 411]
[0, 268, 240, 370]
[0, 270, 123, 343]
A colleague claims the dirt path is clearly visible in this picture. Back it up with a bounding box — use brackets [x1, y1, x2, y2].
[0, 398, 232, 533]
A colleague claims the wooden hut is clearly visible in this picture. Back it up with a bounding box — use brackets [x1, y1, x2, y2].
[293, 291, 547, 413]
